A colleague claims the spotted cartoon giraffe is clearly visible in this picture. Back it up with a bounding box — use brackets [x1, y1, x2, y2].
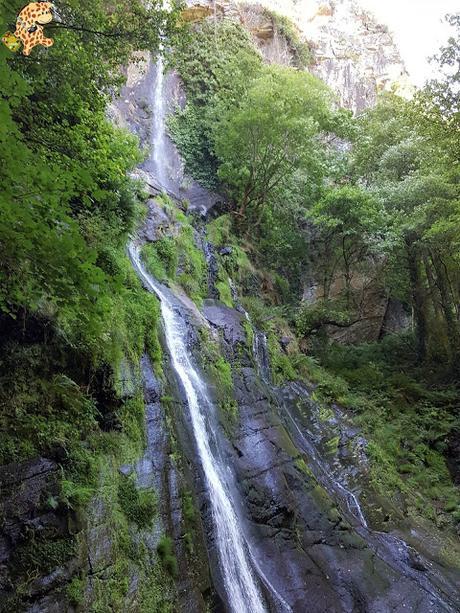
[15, 2, 54, 56]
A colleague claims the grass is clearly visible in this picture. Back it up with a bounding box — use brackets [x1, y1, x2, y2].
[118, 474, 157, 528]
[142, 206, 207, 306]
[157, 536, 178, 578]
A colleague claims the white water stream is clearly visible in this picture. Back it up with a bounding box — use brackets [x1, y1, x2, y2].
[129, 244, 266, 613]
[150, 52, 168, 188]
[126, 51, 459, 613]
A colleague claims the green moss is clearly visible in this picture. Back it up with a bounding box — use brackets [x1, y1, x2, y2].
[264, 10, 314, 68]
[267, 332, 297, 385]
[295, 458, 314, 478]
[242, 319, 255, 350]
[211, 356, 233, 391]
[216, 279, 234, 308]
[67, 576, 85, 606]
[157, 536, 178, 578]
[176, 225, 207, 305]
[181, 490, 197, 524]
[325, 435, 340, 455]
[118, 474, 157, 529]
[207, 214, 233, 247]
[142, 222, 207, 306]
[142, 241, 171, 281]
[13, 538, 76, 576]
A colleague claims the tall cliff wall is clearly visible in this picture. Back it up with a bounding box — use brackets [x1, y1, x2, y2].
[187, 0, 413, 113]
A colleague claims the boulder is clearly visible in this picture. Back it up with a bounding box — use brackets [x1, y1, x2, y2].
[202, 299, 246, 345]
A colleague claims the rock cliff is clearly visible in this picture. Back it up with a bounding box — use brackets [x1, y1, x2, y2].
[246, 0, 413, 112]
[186, 0, 413, 113]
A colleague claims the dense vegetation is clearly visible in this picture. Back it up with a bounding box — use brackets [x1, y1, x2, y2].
[1, 0, 459, 606]
[169, 15, 460, 529]
[0, 0, 181, 608]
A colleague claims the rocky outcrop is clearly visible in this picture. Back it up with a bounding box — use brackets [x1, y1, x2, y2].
[242, 0, 413, 112]
[0, 458, 76, 612]
[303, 271, 410, 344]
[197, 299, 460, 611]
[187, 0, 413, 113]
[202, 299, 247, 345]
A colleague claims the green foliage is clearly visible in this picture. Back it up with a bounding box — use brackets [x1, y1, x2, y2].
[67, 576, 85, 606]
[143, 239, 178, 281]
[0, 1, 178, 606]
[267, 332, 297, 385]
[13, 538, 76, 576]
[168, 19, 263, 188]
[157, 536, 178, 578]
[143, 218, 207, 305]
[176, 225, 207, 304]
[0, 0, 179, 343]
[264, 9, 313, 68]
[351, 90, 460, 364]
[207, 214, 233, 245]
[216, 279, 234, 307]
[198, 328, 238, 420]
[181, 490, 197, 524]
[295, 300, 353, 338]
[215, 65, 333, 222]
[118, 474, 157, 528]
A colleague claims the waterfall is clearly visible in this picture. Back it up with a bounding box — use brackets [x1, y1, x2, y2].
[253, 331, 271, 384]
[129, 245, 266, 613]
[132, 54, 268, 613]
[150, 54, 168, 188]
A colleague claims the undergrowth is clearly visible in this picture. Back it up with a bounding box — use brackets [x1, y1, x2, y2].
[142, 196, 207, 305]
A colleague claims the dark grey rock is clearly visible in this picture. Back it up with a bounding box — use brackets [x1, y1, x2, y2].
[140, 197, 178, 243]
[218, 246, 233, 256]
[280, 336, 293, 351]
[202, 300, 246, 345]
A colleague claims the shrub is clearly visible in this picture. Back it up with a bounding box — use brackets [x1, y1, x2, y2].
[156, 536, 178, 578]
[118, 475, 157, 528]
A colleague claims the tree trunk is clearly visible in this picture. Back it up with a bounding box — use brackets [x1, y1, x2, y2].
[404, 232, 428, 362]
[430, 250, 460, 361]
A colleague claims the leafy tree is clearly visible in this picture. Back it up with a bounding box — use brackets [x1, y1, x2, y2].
[214, 65, 333, 226]
[352, 92, 460, 364]
[168, 19, 263, 188]
[308, 185, 382, 307]
[0, 0, 180, 350]
[0, 0, 178, 472]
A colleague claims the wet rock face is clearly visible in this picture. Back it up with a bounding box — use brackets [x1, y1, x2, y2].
[200, 301, 460, 612]
[202, 299, 247, 345]
[109, 52, 221, 213]
[0, 458, 74, 612]
[229, 367, 460, 611]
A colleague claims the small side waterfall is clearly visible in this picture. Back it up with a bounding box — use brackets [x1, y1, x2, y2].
[129, 245, 266, 613]
[253, 331, 271, 384]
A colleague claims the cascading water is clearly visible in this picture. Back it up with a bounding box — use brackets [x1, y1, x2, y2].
[129, 244, 266, 613]
[253, 331, 271, 384]
[150, 54, 168, 188]
[131, 54, 267, 613]
[126, 48, 459, 613]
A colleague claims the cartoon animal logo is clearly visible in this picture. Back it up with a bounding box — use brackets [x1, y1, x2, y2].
[8, 2, 55, 56]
